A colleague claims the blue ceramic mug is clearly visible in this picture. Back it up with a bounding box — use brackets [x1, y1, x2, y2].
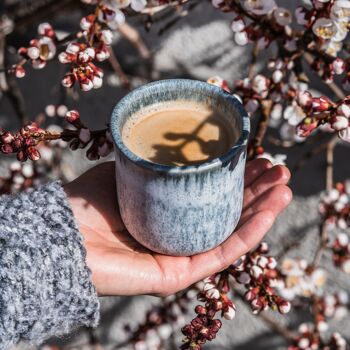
[110, 79, 250, 256]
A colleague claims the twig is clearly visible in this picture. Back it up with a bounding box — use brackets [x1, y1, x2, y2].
[248, 43, 259, 80]
[12, 0, 76, 30]
[139, 0, 190, 15]
[312, 135, 338, 266]
[325, 136, 338, 192]
[157, 0, 200, 35]
[248, 99, 272, 159]
[107, 48, 131, 91]
[303, 52, 346, 100]
[292, 140, 328, 173]
[234, 288, 295, 340]
[118, 22, 151, 60]
[275, 240, 304, 260]
[0, 34, 28, 124]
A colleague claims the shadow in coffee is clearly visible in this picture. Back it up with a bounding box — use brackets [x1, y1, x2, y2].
[148, 113, 229, 166]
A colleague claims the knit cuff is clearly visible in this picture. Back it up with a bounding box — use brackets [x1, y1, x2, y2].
[0, 181, 100, 349]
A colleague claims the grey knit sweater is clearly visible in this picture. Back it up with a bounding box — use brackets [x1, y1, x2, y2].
[0, 182, 100, 349]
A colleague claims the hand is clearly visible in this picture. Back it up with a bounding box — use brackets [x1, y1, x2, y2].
[64, 158, 292, 297]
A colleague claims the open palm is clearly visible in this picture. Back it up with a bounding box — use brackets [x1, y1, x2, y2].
[64, 158, 292, 297]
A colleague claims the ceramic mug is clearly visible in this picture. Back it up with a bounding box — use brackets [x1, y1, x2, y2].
[110, 79, 250, 256]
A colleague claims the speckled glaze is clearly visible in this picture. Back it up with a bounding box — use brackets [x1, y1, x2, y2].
[110, 79, 250, 256]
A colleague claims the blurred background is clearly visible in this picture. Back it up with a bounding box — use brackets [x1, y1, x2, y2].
[1, 0, 350, 349]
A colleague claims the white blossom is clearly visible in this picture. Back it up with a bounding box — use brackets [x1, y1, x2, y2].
[243, 0, 276, 15]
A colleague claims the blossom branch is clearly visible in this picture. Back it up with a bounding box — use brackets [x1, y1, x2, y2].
[108, 47, 131, 90]
[303, 52, 345, 100]
[313, 136, 339, 266]
[233, 288, 295, 341]
[0, 110, 113, 161]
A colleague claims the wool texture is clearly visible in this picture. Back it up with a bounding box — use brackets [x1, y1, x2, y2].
[0, 181, 100, 349]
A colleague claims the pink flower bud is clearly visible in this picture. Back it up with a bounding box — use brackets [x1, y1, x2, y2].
[251, 265, 263, 278]
[79, 128, 91, 143]
[298, 337, 310, 349]
[333, 58, 345, 75]
[203, 282, 215, 291]
[37, 22, 54, 36]
[205, 288, 220, 299]
[296, 118, 319, 137]
[257, 36, 270, 50]
[106, 130, 113, 142]
[131, 0, 147, 12]
[231, 17, 245, 32]
[56, 105, 68, 117]
[80, 77, 94, 91]
[100, 29, 113, 45]
[331, 116, 348, 131]
[317, 320, 328, 332]
[212, 0, 224, 8]
[267, 257, 277, 269]
[245, 99, 259, 114]
[251, 298, 263, 312]
[65, 110, 80, 123]
[245, 289, 256, 301]
[257, 256, 269, 268]
[1, 131, 15, 144]
[92, 65, 104, 78]
[195, 305, 207, 315]
[87, 148, 100, 160]
[66, 42, 81, 54]
[98, 142, 111, 157]
[62, 74, 75, 88]
[17, 47, 28, 57]
[339, 126, 350, 143]
[278, 300, 291, 314]
[1, 143, 13, 154]
[211, 319, 222, 329]
[312, 96, 332, 112]
[337, 233, 349, 246]
[295, 7, 308, 26]
[259, 242, 269, 253]
[234, 31, 249, 46]
[80, 15, 95, 30]
[297, 90, 313, 108]
[223, 305, 236, 320]
[337, 103, 350, 118]
[15, 65, 26, 78]
[27, 146, 41, 161]
[92, 75, 103, 89]
[15, 150, 26, 162]
[272, 69, 283, 84]
[252, 74, 269, 94]
[95, 48, 110, 61]
[79, 47, 95, 63]
[341, 259, 350, 274]
[58, 52, 74, 64]
[27, 46, 40, 60]
[45, 104, 56, 117]
[32, 59, 46, 69]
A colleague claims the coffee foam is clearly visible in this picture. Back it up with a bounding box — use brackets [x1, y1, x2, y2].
[122, 100, 213, 138]
[122, 100, 238, 166]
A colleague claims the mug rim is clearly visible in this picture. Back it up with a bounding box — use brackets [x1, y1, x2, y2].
[110, 79, 250, 174]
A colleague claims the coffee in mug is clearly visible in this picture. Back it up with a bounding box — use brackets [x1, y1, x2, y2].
[122, 100, 239, 166]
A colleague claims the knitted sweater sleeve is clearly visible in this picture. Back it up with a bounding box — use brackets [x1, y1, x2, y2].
[0, 181, 100, 349]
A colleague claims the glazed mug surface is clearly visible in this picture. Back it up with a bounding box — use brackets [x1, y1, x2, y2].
[110, 79, 250, 256]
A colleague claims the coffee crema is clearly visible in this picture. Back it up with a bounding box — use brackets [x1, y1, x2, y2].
[122, 101, 237, 166]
